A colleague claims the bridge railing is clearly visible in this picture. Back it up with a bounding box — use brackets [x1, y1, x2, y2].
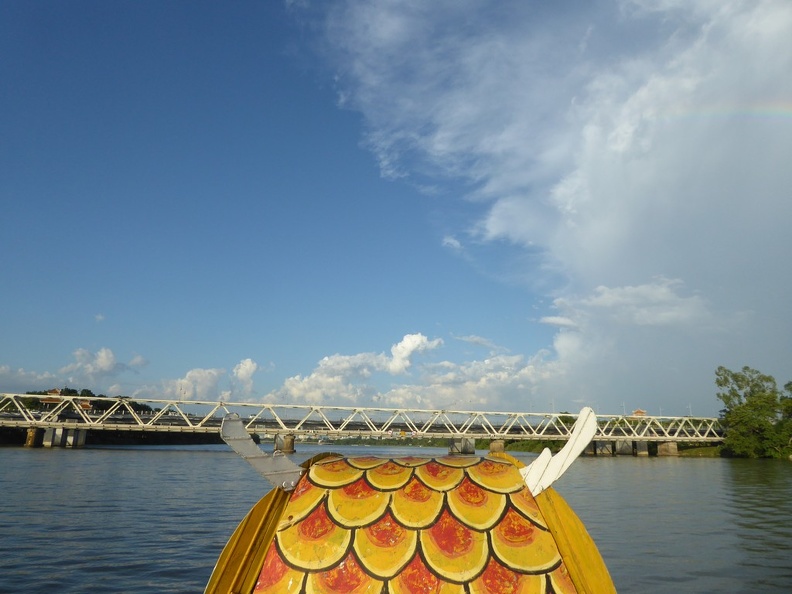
[0, 393, 724, 442]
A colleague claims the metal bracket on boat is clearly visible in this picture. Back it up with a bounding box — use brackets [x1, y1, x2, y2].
[521, 406, 597, 497]
[220, 413, 304, 491]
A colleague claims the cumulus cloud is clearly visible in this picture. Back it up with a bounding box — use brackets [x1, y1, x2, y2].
[233, 358, 259, 396]
[351, 345, 559, 412]
[269, 333, 442, 404]
[261, 332, 560, 412]
[163, 367, 226, 401]
[57, 348, 145, 390]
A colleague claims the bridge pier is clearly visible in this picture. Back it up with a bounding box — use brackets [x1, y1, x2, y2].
[41, 428, 86, 448]
[614, 440, 633, 455]
[449, 437, 476, 455]
[25, 427, 44, 448]
[634, 441, 649, 457]
[657, 441, 679, 456]
[588, 441, 615, 456]
[275, 434, 296, 454]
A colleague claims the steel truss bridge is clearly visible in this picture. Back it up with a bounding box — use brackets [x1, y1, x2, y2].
[1, 393, 723, 443]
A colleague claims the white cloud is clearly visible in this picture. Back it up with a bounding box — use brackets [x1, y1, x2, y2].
[163, 368, 226, 401]
[233, 358, 259, 396]
[388, 333, 442, 374]
[539, 316, 578, 329]
[442, 235, 462, 250]
[58, 348, 127, 385]
[269, 333, 442, 404]
[261, 332, 557, 412]
[129, 355, 148, 368]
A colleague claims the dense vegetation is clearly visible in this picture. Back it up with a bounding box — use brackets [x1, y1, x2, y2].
[716, 366, 792, 459]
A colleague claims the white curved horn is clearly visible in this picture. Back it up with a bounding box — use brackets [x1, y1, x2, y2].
[520, 407, 597, 496]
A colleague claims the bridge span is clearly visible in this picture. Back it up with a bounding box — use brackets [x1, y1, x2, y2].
[2, 392, 722, 452]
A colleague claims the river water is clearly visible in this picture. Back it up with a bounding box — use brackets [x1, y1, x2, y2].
[1, 444, 790, 593]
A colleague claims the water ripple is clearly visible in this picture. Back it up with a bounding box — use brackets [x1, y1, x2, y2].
[1, 446, 791, 592]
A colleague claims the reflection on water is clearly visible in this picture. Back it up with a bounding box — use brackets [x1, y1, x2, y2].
[723, 460, 792, 591]
[0, 445, 790, 593]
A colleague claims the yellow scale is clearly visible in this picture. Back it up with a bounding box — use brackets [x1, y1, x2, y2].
[206, 451, 616, 594]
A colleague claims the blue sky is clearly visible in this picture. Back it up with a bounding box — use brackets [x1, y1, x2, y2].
[2, 1, 791, 416]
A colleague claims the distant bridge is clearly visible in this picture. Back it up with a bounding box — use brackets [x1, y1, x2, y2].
[1, 393, 723, 449]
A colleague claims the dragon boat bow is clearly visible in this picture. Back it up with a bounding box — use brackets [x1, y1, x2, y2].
[206, 408, 615, 594]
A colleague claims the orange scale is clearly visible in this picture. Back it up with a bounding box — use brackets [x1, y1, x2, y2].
[253, 542, 306, 594]
[346, 456, 390, 470]
[365, 460, 413, 491]
[414, 461, 464, 492]
[389, 554, 465, 594]
[468, 557, 546, 594]
[278, 475, 327, 528]
[327, 477, 390, 527]
[508, 486, 548, 530]
[390, 477, 444, 529]
[447, 476, 506, 531]
[466, 458, 524, 494]
[310, 458, 365, 488]
[490, 508, 560, 574]
[420, 509, 489, 583]
[353, 511, 417, 579]
[434, 455, 482, 468]
[305, 551, 383, 594]
[277, 501, 352, 571]
[548, 562, 578, 594]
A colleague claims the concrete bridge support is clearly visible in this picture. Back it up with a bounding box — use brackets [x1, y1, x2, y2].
[449, 437, 476, 455]
[41, 428, 86, 448]
[614, 440, 649, 456]
[657, 441, 679, 456]
[614, 440, 634, 456]
[275, 434, 296, 454]
[25, 427, 44, 447]
[587, 441, 615, 456]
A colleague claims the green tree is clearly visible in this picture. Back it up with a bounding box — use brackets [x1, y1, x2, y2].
[715, 366, 791, 458]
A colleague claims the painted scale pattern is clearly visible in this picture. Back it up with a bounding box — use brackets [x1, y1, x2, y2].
[253, 455, 577, 594]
